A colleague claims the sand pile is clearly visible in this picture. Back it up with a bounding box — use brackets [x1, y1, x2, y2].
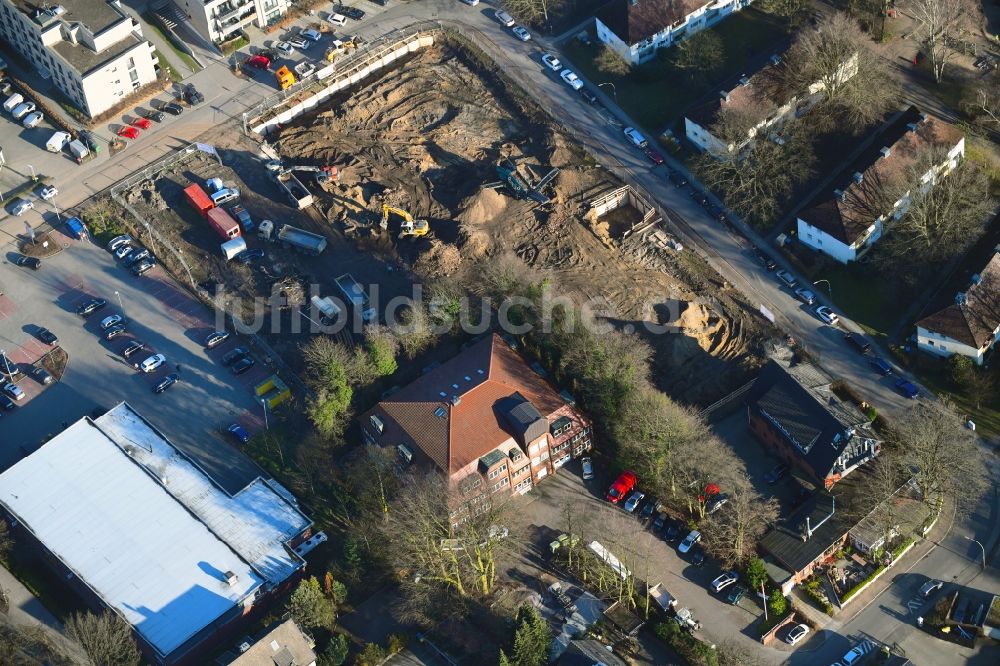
[413, 239, 462, 278]
[674, 302, 727, 353]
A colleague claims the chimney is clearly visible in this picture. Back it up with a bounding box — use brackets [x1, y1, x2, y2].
[906, 122, 918, 132]
[955, 292, 967, 305]
[880, 146, 891, 159]
[719, 90, 730, 103]
[833, 189, 846, 201]
[852, 172, 864, 184]
[739, 75, 750, 87]
[971, 273, 982, 286]
[224, 571, 238, 587]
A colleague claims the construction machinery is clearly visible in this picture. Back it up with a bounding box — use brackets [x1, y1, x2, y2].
[381, 204, 429, 238]
[482, 158, 559, 205]
[265, 159, 340, 186]
[324, 38, 357, 62]
[275, 65, 295, 90]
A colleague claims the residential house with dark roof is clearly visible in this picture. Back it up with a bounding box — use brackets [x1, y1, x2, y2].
[746, 358, 880, 491]
[685, 50, 858, 156]
[595, 0, 755, 66]
[917, 252, 1000, 365]
[796, 107, 965, 263]
[361, 334, 593, 500]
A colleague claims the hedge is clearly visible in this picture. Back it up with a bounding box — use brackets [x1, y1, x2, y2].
[842, 565, 886, 604]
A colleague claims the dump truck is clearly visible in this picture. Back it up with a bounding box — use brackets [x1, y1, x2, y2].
[46, 131, 71, 153]
[310, 295, 342, 324]
[271, 169, 314, 209]
[206, 207, 241, 240]
[335, 273, 377, 323]
[275, 65, 295, 90]
[67, 140, 90, 164]
[184, 183, 215, 217]
[221, 236, 247, 260]
[275, 224, 327, 255]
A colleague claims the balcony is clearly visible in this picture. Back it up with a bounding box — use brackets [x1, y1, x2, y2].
[214, 0, 253, 23]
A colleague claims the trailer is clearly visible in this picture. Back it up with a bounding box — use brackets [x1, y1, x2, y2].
[67, 140, 90, 164]
[221, 236, 247, 260]
[310, 295, 342, 324]
[206, 207, 241, 240]
[272, 169, 314, 209]
[276, 224, 326, 255]
[46, 131, 71, 153]
[587, 541, 630, 581]
[335, 274, 377, 323]
[184, 183, 215, 217]
[648, 583, 677, 612]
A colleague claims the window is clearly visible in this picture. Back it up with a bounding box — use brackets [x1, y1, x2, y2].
[369, 414, 384, 435]
[531, 456, 540, 466]
[515, 478, 532, 493]
[129, 69, 138, 82]
[487, 463, 507, 480]
[492, 478, 509, 492]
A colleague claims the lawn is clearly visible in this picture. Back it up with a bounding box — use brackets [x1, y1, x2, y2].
[815, 262, 906, 341]
[559, 8, 789, 134]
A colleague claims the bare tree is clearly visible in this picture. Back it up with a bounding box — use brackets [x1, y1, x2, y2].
[670, 31, 726, 81]
[856, 453, 906, 548]
[502, 0, 566, 27]
[668, 431, 748, 519]
[701, 480, 780, 567]
[594, 45, 631, 77]
[888, 401, 987, 509]
[908, 0, 975, 82]
[962, 87, 1000, 131]
[65, 611, 140, 666]
[783, 12, 898, 130]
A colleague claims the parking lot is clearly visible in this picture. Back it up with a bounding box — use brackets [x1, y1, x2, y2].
[0, 224, 268, 493]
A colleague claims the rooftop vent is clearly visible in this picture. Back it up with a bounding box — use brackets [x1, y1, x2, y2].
[224, 571, 239, 587]
[853, 172, 864, 184]
[451, 383, 459, 390]
[450, 395, 461, 406]
[971, 273, 982, 285]
[906, 122, 918, 132]
[919, 112, 928, 123]
[739, 75, 750, 86]
[833, 189, 846, 201]
[238, 641, 252, 653]
[880, 146, 891, 158]
[719, 90, 731, 103]
[434, 406, 447, 418]
[956, 291, 968, 305]
[769, 54, 781, 65]
[464, 375, 472, 381]
[476, 369, 485, 375]
[438, 391, 447, 398]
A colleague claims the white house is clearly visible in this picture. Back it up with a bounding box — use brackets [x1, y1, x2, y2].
[917, 253, 1000, 366]
[0, 0, 159, 117]
[170, 0, 288, 45]
[595, 0, 754, 66]
[685, 52, 859, 157]
[796, 108, 965, 264]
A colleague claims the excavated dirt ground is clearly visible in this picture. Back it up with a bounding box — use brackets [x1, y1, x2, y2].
[271, 43, 771, 403]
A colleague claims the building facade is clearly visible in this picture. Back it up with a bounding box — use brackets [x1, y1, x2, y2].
[916, 252, 1000, 365]
[0, 0, 159, 117]
[171, 0, 287, 44]
[596, 0, 754, 66]
[796, 108, 965, 264]
[361, 334, 593, 504]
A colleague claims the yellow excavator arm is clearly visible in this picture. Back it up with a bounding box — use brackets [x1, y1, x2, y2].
[381, 204, 429, 237]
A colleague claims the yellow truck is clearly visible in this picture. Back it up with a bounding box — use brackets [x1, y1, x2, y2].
[274, 65, 295, 90]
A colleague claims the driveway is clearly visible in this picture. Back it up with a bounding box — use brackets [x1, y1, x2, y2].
[0, 227, 265, 493]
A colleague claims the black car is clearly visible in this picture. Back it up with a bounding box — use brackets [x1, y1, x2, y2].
[124, 247, 150, 266]
[122, 340, 145, 359]
[144, 109, 165, 123]
[36, 327, 58, 345]
[367, 0, 387, 5]
[81, 132, 100, 152]
[752, 247, 777, 271]
[580, 88, 599, 105]
[235, 248, 265, 264]
[653, 513, 667, 531]
[104, 325, 127, 341]
[77, 298, 108, 316]
[0, 393, 14, 410]
[205, 331, 230, 348]
[153, 373, 180, 393]
[342, 6, 365, 19]
[131, 259, 155, 276]
[691, 191, 709, 206]
[664, 521, 680, 542]
[789, 483, 812, 508]
[184, 85, 204, 105]
[765, 463, 789, 485]
[639, 498, 657, 521]
[231, 356, 255, 375]
[15, 255, 41, 270]
[667, 169, 687, 187]
[31, 366, 53, 385]
[161, 101, 183, 116]
[222, 346, 251, 365]
[690, 547, 706, 566]
[843, 332, 872, 354]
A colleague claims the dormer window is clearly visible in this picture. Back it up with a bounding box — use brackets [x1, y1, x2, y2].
[369, 414, 384, 435]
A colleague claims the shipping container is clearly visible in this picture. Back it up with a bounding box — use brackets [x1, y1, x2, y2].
[183, 183, 215, 217]
[206, 207, 241, 240]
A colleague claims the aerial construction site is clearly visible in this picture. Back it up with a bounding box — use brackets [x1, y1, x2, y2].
[124, 39, 772, 402]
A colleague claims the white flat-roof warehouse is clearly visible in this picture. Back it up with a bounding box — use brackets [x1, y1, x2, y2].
[0, 403, 312, 664]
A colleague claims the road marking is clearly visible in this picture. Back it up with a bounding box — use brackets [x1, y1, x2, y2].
[906, 597, 923, 614]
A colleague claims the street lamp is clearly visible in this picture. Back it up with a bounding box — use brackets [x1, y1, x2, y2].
[260, 398, 269, 430]
[26, 164, 35, 180]
[964, 536, 986, 569]
[814, 279, 832, 299]
[0, 349, 12, 377]
[114, 290, 124, 318]
[598, 82, 617, 103]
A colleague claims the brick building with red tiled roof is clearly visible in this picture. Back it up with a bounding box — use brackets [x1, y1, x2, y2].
[360, 335, 593, 497]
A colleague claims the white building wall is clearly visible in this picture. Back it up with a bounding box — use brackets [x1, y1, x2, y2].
[916, 325, 991, 365]
[796, 218, 859, 263]
[172, 0, 288, 43]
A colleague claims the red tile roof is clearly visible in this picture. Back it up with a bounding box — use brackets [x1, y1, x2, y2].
[362, 335, 582, 475]
[597, 0, 705, 46]
[917, 253, 1000, 348]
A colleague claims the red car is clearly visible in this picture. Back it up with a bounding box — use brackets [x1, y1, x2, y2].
[245, 54, 271, 70]
[130, 117, 151, 130]
[643, 145, 665, 166]
[117, 126, 140, 139]
[606, 470, 638, 504]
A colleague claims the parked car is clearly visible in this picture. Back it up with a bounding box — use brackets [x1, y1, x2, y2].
[153, 373, 180, 393]
[794, 287, 816, 305]
[919, 579, 943, 598]
[114, 244, 134, 260]
[678, 529, 701, 554]
[21, 111, 43, 128]
[144, 109, 165, 122]
[10, 198, 33, 216]
[77, 298, 107, 316]
[15, 255, 41, 270]
[140, 353, 166, 373]
[184, 85, 204, 105]
[844, 332, 871, 354]
[228, 423, 251, 444]
[623, 126, 647, 148]
[38, 185, 58, 200]
[122, 340, 145, 359]
[222, 346, 251, 365]
[752, 247, 777, 271]
[710, 570, 738, 592]
[299, 27, 322, 41]
[580, 456, 594, 480]
[131, 259, 156, 276]
[580, 88, 599, 105]
[643, 145, 665, 165]
[100, 315, 125, 330]
[785, 623, 810, 646]
[664, 520, 680, 542]
[3, 383, 25, 401]
[606, 469, 637, 503]
[814, 305, 839, 325]
[667, 169, 688, 187]
[869, 356, 893, 376]
[107, 234, 132, 251]
[342, 6, 365, 19]
[117, 126, 139, 140]
[11, 102, 35, 119]
[511, 25, 531, 41]
[653, 512, 668, 532]
[560, 69, 584, 90]
[775, 269, 797, 288]
[541, 52, 562, 72]
[639, 497, 657, 521]
[205, 331, 230, 348]
[231, 356, 255, 375]
[130, 117, 151, 130]
[31, 366, 53, 385]
[726, 585, 747, 605]
[294, 62, 317, 78]
[765, 463, 788, 485]
[842, 645, 868, 665]
[275, 40, 294, 56]
[104, 325, 127, 341]
[623, 490, 645, 513]
[494, 9, 515, 26]
[160, 101, 184, 115]
[36, 328, 57, 345]
[327, 12, 347, 26]
[245, 54, 272, 70]
[706, 494, 728, 514]
[895, 378, 919, 399]
[288, 35, 309, 50]
[690, 547, 706, 566]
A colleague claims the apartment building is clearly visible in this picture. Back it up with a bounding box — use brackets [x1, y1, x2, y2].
[596, 0, 755, 66]
[171, 0, 287, 44]
[0, 0, 159, 117]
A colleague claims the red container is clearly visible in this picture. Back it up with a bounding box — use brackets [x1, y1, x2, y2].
[206, 207, 241, 240]
[183, 183, 215, 217]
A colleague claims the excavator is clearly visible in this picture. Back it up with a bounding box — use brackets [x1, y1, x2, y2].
[324, 38, 357, 62]
[482, 158, 560, 205]
[381, 204, 429, 238]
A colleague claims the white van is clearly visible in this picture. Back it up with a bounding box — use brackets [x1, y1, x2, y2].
[21, 111, 43, 129]
[3, 93, 23, 113]
[328, 12, 346, 26]
[210, 187, 240, 206]
[46, 131, 71, 152]
[623, 126, 648, 148]
[12, 102, 35, 120]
